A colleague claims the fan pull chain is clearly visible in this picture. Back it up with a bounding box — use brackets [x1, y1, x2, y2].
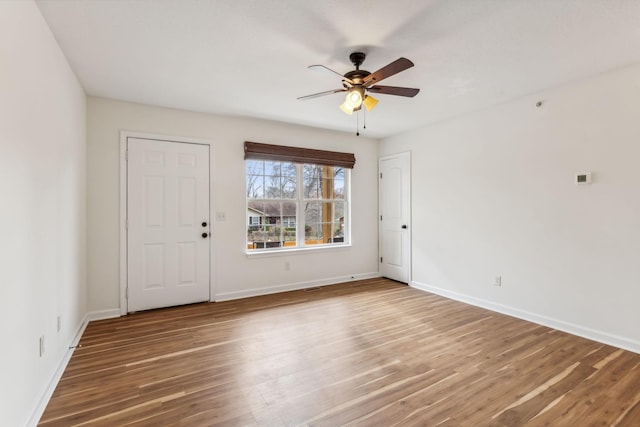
[363, 107, 367, 130]
[356, 111, 359, 136]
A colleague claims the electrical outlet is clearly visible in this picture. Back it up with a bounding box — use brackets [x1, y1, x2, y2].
[576, 172, 592, 185]
[57, 316, 61, 332]
[494, 275, 502, 287]
[39, 336, 45, 357]
[216, 211, 226, 221]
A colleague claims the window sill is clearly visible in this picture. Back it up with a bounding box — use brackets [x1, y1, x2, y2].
[245, 243, 351, 258]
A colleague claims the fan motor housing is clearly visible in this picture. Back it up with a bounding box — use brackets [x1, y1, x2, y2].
[343, 70, 370, 83]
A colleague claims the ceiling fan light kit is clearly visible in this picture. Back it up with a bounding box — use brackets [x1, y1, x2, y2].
[298, 52, 420, 134]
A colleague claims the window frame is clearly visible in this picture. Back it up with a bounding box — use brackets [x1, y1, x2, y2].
[245, 158, 351, 254]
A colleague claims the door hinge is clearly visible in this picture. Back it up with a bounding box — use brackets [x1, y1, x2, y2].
[125, 218, 128, 229]
[380, 172, 382, 179]
[380, 215, 383, 221]
[380, 257, 383, 263]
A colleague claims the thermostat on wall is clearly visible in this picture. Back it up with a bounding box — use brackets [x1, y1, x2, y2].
[575, 172, 592, 185]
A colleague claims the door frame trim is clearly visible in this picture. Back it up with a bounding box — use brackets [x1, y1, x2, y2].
[119, 131, 216, 315]
[378, 151, 412, 283]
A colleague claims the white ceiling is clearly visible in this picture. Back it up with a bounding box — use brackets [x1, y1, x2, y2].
[36, 0, 640, 138]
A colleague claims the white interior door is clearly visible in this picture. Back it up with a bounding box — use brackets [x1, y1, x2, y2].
[379, 152, 411, 283]
[127, 137, 210, 312]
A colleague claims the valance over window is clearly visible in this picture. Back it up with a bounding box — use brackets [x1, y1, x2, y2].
[244, 141, 356, 169]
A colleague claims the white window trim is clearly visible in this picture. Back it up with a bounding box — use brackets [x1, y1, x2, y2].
[246, 241, 352, 258]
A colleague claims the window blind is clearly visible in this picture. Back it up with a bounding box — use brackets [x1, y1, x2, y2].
[244, 141, 356, 169]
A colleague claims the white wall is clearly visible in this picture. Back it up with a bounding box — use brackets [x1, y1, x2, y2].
[0, 2, 87, 426]
[380, 64, 640, 352]
[87, 97, 379, 311]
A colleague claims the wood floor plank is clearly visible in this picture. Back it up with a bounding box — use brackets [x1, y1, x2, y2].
[39, 278, 640, 426]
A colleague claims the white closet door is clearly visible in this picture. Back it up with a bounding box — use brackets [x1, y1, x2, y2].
[379, 152, 411, 283]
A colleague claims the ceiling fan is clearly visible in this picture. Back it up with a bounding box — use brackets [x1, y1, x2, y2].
[298, 52, 420, 115]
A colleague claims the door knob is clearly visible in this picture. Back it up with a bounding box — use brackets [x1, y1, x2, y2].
[202, 221, 207, 227]
[202, 232, 208, 238]
[401, 225, 408, 229]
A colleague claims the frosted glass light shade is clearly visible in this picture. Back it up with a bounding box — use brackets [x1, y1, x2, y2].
[340, 102, 354, 115]
[363, 95, 379, 112]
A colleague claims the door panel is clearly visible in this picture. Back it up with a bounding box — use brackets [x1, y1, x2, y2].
[382, 230, 402, 266]
[379, 152, 411, 283]
[178, 177, 197, 226]
[143, 243, 165, 288]
[128, 138, 210, 312]
[177, 242, 196, 284]
[144, 176, 165, 226]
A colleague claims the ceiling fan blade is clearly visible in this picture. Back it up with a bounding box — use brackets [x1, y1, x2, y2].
[297, 88, 347, 100]
[363, 57, 415, 85]
[367, 85, 420, 97]
[309, 65, 354, 85]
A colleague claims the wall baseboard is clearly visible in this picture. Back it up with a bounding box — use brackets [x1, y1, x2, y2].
[215, 272, 382, 302]
[86, 309, 121, 322]
[410, 281, 640, 355]
[26, 308, 121, 427]
[26, 314, 89, 427]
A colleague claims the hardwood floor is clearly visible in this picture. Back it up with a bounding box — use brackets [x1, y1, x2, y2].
[39, 278, 640, 426]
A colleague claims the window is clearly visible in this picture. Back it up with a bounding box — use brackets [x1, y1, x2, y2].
[245, 142, 354, 252]
[302, 164, 346, 245]
[246, 160, 298, 250]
